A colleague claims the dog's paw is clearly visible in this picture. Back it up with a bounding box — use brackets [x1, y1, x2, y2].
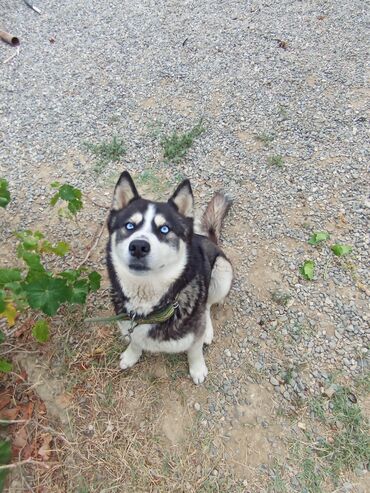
[119, 347, 141, 370]
[189, 362, 208, 385]
[204, 326, 213, 345]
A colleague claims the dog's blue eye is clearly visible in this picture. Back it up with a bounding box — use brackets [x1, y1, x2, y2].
[125, 222, 135, 230]
[160, 225, 170, 234]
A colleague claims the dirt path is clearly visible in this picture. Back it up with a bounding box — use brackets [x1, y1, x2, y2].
[1, 1, 369, 492]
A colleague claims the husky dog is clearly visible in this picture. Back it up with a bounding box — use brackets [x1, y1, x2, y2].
[106, 171, 233, 384]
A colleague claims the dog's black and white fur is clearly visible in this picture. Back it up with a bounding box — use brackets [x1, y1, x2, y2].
[107, 171, 233, 384]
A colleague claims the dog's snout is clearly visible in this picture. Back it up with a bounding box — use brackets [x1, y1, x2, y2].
[129, 239, 151, 258]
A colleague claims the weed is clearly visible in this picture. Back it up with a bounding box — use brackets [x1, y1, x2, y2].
[298, 454, 324, 493]
[278, 104, 289, 121]
[85, 136, 126, 173]
[320, 387, 370, 477]
[308, 396, 326, 421]
[255, 132, 275, 145]
[271, 289, 292, 306]
[161, 120, 205, 162]
[269, 155, 284, 167]
[134, 169, 171, 196]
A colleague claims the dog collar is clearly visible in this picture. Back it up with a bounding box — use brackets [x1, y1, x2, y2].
[85, 296, 179, 327]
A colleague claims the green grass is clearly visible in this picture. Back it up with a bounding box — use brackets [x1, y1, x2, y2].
[161, 120, 205, 162]
[255, 132, 275, 145]
[298, 454, 324, 493]
[320, 387, 370, 478]
[134, 170, 171, 196]
[85, 136, 126, 173]
[308, 396, 326, 421]
[269, 155, 284, 167]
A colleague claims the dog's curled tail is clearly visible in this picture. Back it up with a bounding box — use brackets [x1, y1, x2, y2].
[201, 192, 232, 244]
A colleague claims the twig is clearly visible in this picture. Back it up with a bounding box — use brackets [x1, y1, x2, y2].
[23, 0, 41, 14]
[85, 195, 110, 209]
[0, 458, 50, 470]
[0, 419, 27, 424]
[3, 46, 20, 64]
[76, 219, 106, 269]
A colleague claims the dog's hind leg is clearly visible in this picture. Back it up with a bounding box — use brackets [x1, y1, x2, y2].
[119, 342, 142, 370]
[188, 338, 208, 384]
[207, 256, 233, 306]
[204, 305, 213, 345]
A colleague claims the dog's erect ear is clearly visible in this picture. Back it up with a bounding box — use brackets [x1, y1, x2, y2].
[168, 179, 193, 218]
[112, 171, 139, 210]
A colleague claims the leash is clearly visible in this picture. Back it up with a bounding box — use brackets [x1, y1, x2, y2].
[85, 296, 179, 342]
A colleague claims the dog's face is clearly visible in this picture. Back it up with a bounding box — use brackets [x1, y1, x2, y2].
[108, 172, 194, 276]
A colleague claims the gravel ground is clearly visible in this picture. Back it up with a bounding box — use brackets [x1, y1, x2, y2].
[1, 0, 369, 491]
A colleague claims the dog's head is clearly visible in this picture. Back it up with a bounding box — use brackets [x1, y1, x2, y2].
[108, 171, 193, 276]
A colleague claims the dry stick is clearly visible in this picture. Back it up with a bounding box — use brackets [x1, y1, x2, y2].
[0, 31, 20, 46]
[0, 419, 27, 424]
[76, 219, 107, 269]
[0, 458, 50, 470]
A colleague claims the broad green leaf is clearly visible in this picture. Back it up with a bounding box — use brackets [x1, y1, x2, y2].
[69, 279, 89, 304]
[50, 192, 60, 206]
[52, 241, 70, 256]
[32, 319, 50, 343]
[0, 302, 17, 327]
[0, 440, 11, 464]
[0, 291, 4, 313]
[21, 252, 45, 273]
[59, 184, 81, 201]
[59, 269, 81, 283]
[0, 330, 5, 344]
[88, 271, 101, 292]
[0, 269, 21, 287]
[16, 230, 44, 251]
[0, 179, 11, 209]
[25, 277, 70, 316]
[67, 198, 83, 214]
[50, 181, 61, 189]
[308, 231, 330, 245]
[331, 244, 352, 257]
[0, 359, 12, 373]
[300, 260, 315, 280]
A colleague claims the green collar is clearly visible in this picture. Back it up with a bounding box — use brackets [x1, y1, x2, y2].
[85, 296, 179, 326]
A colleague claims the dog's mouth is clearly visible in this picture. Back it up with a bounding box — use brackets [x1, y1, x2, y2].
[128, 263, 150, 272]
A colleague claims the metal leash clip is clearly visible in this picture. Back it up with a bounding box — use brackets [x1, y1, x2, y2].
[123, 313, 137, 344]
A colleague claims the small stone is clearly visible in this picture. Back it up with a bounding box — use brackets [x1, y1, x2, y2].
[194, 402, 201, 412]
[323, 384, 337, 398]
[224, 349, 231, 357]
[270, 376, 279, 386]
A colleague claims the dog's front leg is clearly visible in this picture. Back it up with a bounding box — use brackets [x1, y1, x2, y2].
[187, 338, 208, 384]
[120, 342, 142, 370]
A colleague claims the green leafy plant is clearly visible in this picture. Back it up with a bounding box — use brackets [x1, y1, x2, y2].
[255, 132, 274, 145]
[300, 260, 315, 280]
[0, 440, 11, 491]
[308, 231, 330, 245]
[0, 179, 10, 209]
[0, 183, 102, 372]
[161, 120, 205, 162]
[85, 136, 126, 173]
[50, 182, 83, 215]
[331, 244, 352, 257]
[268, 155, 284, 167]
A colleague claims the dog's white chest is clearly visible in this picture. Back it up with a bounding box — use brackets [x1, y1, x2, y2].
[118, 321, 194, 353]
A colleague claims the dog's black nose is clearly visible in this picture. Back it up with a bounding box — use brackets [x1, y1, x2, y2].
[129, 239, 151, 258]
